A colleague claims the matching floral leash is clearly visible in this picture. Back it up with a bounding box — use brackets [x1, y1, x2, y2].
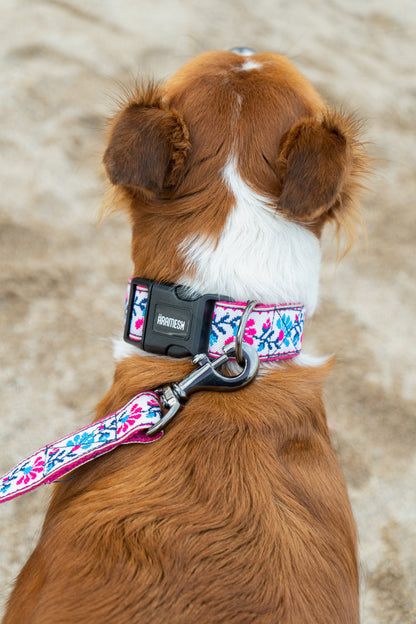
[0, 392, 162, 503]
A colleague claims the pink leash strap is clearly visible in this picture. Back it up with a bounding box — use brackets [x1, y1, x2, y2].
[0, 392, 162, 503]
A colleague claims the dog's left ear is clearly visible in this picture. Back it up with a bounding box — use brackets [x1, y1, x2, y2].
[103, 84, 190, 196]
[276, 111, 367, 222]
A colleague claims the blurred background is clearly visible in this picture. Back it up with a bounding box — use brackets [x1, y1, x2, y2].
[0, 1, 415, 621]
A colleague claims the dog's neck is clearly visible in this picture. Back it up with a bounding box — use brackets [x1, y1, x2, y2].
[178, 156, 321, 318]
[116, 161, 324, 368]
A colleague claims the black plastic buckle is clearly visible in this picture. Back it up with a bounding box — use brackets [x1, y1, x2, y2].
[124, 278, 233, 358]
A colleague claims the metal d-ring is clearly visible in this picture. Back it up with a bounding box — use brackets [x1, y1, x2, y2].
[235, 300, 258, 366]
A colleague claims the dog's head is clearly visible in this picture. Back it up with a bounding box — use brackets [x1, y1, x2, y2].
[103, 50, 368, 316]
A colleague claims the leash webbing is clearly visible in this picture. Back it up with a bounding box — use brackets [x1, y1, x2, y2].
[0, 392, 162, 503]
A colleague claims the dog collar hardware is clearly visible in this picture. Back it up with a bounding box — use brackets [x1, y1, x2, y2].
[124, 278, 305, 361]
[147, 341, 259, 436]
[124, 278, 233, 358]
[0, 341, 258, 503]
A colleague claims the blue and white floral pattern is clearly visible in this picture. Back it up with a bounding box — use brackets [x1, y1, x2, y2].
[126, 282, 304, 361]
[209, 303, 304, 360]
[0, 392, 162, 503]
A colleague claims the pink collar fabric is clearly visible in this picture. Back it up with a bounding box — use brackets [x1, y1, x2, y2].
[0, 392, 162, 503]
[126, 282, 304, 361]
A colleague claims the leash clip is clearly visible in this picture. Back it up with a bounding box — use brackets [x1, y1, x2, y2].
[146, 342, 259, 437]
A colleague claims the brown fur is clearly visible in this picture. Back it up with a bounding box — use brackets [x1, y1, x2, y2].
[4, 51, 369, 623]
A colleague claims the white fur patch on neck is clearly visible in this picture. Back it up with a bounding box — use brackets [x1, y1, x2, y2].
[241, 59, 262, 71]
[179, 156, 321, 318]
[112, 338, 140, 362]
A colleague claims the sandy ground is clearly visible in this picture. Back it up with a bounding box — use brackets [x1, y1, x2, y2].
[0, 0, 415, 621]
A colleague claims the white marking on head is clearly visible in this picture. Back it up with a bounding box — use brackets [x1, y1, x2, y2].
[179, 155, 321, 318]
[231, 93, 243, 130]
[241, 59, 262, 71]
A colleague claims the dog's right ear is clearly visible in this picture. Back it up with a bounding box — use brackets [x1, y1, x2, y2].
[103, 85, 190, 196]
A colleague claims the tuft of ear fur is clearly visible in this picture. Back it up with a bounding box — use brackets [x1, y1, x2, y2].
[103, 83, 190, 197]
[277, 110, 370, 252]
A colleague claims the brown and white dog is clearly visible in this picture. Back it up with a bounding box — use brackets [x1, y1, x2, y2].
[4, 49, 368, 623]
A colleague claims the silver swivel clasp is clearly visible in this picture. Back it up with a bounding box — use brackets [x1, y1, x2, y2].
[146, 302, 259, 437]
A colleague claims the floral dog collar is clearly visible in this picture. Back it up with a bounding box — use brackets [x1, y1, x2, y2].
[124, 279, 304, 361]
